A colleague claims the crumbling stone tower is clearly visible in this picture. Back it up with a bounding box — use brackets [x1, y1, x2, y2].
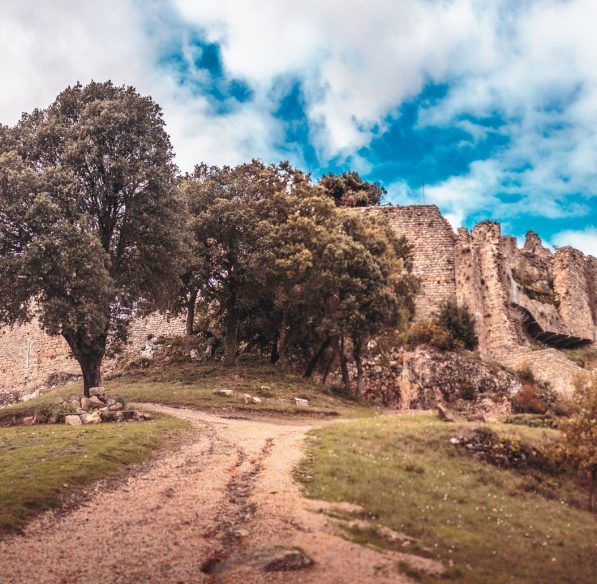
[364, 205, 597, 395]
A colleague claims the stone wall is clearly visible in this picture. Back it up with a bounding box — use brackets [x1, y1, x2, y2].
[362, 205, 456, 321]
[553, 247, 595, 340]
[0, 313, 185, 402]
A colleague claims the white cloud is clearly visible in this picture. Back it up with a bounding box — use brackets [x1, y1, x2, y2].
[553, 227, 597, 257]
[0, 0, 596, 231]
[0, 0, 284, 170]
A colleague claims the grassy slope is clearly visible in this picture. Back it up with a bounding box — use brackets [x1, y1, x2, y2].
[297, 414, 597, 584]
[1, 363, 373, 424]
[0, 414, 187, 538]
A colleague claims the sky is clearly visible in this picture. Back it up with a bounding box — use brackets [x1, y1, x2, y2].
[1, 0, 596, 255]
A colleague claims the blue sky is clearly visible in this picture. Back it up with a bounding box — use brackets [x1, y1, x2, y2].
[1, 0, 596, 254]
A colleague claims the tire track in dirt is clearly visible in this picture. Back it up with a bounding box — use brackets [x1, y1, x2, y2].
[0, 405, 437, 583]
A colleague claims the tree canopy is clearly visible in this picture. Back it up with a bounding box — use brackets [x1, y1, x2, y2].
[0, 81, 183, 394]
[318, 171, 386, 207]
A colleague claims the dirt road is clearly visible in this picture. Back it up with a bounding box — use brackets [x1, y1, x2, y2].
[0, 406, 437, 583]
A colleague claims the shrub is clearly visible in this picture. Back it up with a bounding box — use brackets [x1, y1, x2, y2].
[516, 363, 535, 383]
[512, 382, 548, 414]
[437, 299, 478, 350]
[33, 402, 77, 424]
[405, 321, 455, 351]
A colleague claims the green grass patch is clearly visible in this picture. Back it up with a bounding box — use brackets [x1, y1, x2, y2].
[0, 414, 187, 537]
[297, 414, 596, 584]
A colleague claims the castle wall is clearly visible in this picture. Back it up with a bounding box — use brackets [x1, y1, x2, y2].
[553, 247, 595, 341]
[0, 313, 185, 402]
[363, 205, 456, 321]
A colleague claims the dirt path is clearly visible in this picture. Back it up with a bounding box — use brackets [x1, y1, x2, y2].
[0, 406, 437, 583]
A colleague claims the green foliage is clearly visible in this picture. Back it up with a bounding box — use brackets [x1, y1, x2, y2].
[437, 299, 478, 350]
[317, 171, 385, 207]
[178, 161, 417, 383]
[0, 81, 184, 394]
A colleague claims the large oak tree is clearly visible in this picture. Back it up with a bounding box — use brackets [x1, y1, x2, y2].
[0, 81, 183, 395]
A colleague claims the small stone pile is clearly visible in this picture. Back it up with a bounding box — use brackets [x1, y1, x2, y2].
[46, 387, 151, 426]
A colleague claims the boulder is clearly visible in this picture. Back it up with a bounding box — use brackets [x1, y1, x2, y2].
[108, 402, 124, 411]
[133, 411, 152, 421]
[88, 396, 105, 408]
[80, 397, 92, 410]
[65, 415, 82, 426]
[100, 410, 124, 423]
[243, 394, 262, 404]
[89, 386, 106, 398]
[436, 404, 456, 422]
[22, 416, 36, 426]
[80, 411, 101, 424]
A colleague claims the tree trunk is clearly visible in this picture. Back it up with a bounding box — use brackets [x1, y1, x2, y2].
[185, 288, 198, 336]
[270, 339, 279, 364]
[339, 335, 350, 395]
[223, 310, 239, 367]
[63, 331, 106, 398]
[80, 357, 102, 396]
[322, 340, 339, 384]
[304, 336, 332, 378]
[353, 337, 364, 400]
[276, 311, 288, 366]
[590, 469, 596, 512]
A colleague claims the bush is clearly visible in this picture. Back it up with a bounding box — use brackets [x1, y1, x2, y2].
[512, 383, 548, 414]
[405, 321, 455, 351]
[517, 363, 535, 383]
[437, 299, 478, 350]
[33, 402, 77, 424]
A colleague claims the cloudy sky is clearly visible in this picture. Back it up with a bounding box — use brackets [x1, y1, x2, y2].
[2, 0, 596, 254]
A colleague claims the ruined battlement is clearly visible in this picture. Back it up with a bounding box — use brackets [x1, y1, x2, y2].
[0, 204, 595, 401]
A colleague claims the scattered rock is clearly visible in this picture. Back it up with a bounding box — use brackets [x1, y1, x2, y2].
[294, 397, 309, 407]
[214, 389, 235, 397]
[263, 548, 314, 572]
[80, 411, 101, 424]
[22, 416, 36, 426]
[88, 396, 104, 408]
[436, 404, 456, 422]
[260, 385, 271, 391]
[243, 394, 262, 404]
[89, 386, 106, 398]
[64, 415, 82, 426]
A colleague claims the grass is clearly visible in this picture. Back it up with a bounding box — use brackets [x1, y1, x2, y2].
[0, 414, 188, 538]
[0, 362, 375, 424]
[296, 414, 596, 584]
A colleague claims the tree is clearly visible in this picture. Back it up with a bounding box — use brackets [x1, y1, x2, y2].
[557, 379, 597, 511]
[179, 160, 290, 366]
[0, 81, 183, 395]
[318, 171, 386, 207]
[308, 212, 417, 396]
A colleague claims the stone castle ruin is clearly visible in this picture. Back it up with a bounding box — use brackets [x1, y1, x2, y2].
[1, 205, 595, 402]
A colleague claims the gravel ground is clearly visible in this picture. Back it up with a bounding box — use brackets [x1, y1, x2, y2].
[0, 405, 438, 583]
